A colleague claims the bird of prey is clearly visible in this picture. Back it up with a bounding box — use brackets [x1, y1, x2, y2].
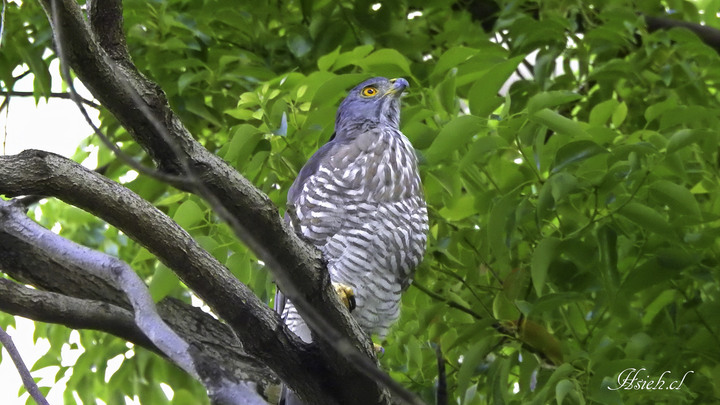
[276, 77, 428, 404]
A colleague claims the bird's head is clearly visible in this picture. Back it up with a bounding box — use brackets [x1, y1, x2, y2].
[334, 77, 409, 138]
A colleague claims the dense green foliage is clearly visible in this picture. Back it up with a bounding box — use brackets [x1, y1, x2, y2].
[2, 0, 720, 403]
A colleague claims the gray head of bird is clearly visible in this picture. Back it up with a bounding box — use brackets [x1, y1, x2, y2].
[334, 77, 409, 138]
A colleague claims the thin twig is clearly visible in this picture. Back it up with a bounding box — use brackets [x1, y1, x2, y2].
[433, 343, 447, 405]
[2, 95, 8, 155]
[670, 280, 720, 345]
[13, 70, 32, 82]
[435, 265, 494, 309]
[0, 90, 101, 109]
[412, 281, 485, 320]
[412, 281, 511, 338]
[0, 325, 50, 405]
[0, 0, 6, 48]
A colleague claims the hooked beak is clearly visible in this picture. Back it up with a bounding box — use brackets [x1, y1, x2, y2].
[384, 78, 409, 97]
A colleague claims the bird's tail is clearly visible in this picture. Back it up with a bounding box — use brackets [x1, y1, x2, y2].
[274, 289, 311, 405]
[279, 385, 304, 405]
[277, 304, 311, 405]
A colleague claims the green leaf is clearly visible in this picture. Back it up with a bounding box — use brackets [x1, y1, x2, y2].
[537, 181, 555, 222]
[457, 337, 493, 395]
[549, 172, 578, 202]
[31, 350, 61, 372]
[131, 247, 155, 266]
[173, 200, 205, 229]
[530, 292, 587, 315]
[402, 121, 437, 150]
[618, 202, 673, 235]
[424, 115, 484, 163]
[492, 292, 520, 320]
[489, 356, 511, 404]
[612, 101, 628, 127]
[14, 41, 51, 100]
[641, 289, 676, 325]
[531, 237, 560, 297]
[311, 73, 368, 108]
[666, 128, 705, 154]
[435, 70, 457, 115]
[430, 46, 480, 80]
[154, 193, 187, 207]
[317, 46, 340, 71]
[596, 225, 619, 288]
[357, 48, 411, 76]
[519, 348, 540, 393]
[196, 235, 220, 258]
[226, 252, 252, 283]
[177, 70, 209, 94]
[237, 91, 260, 108]
[467, 55, 525, 117]
[184, 98, 222, 127]
[527, 91, 582, 115]
[438, 194, 477, 221]
[488, 194, 518, 273]
[649, 180, 702, 218]
[149, 264, 180, 302]
[548, 363, 574, 385]
[224, 124, 262, 164]
[591, 377, 624, 405]
[551, 140, 607, 173]
[405, 335, 423, 371]
[555, 379, 575, 405]
[644, 97, 677, 124]
[173, 389, 203, 405]
[459, 135, 506, 169]
[224, 109, 255, 120]
[332, 45, 374, 71]
[589, 99, 619, 126]
[531, 108, 589, 138]
[299, 0, 313, 22]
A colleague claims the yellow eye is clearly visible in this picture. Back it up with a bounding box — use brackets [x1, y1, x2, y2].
[361, 86, 378, 97]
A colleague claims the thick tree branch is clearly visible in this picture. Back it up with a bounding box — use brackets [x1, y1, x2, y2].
[0, 195, 277, 402]
[0, 325, 50, 405]
[0, 276, 278, 401]
[35, 0, 419, 403]
[0, 197, 276, 403]
[0, 217, 129, 305]
[644, 15, 720, 52]
[0, 278, 155, 350]
[87, 0, 131, 64]
[0, 198, 199, 379]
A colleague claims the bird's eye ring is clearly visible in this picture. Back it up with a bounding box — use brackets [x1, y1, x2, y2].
[361, 86, 378, 97]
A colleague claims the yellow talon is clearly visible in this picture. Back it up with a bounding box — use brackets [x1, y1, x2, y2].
[374, 343, 385, 357]
[333, 282, 356, 312]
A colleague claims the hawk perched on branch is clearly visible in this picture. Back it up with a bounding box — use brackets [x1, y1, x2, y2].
[276, 77, 428, 404]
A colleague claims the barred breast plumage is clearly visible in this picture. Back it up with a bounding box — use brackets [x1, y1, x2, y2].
[277, 77, 428, 345]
